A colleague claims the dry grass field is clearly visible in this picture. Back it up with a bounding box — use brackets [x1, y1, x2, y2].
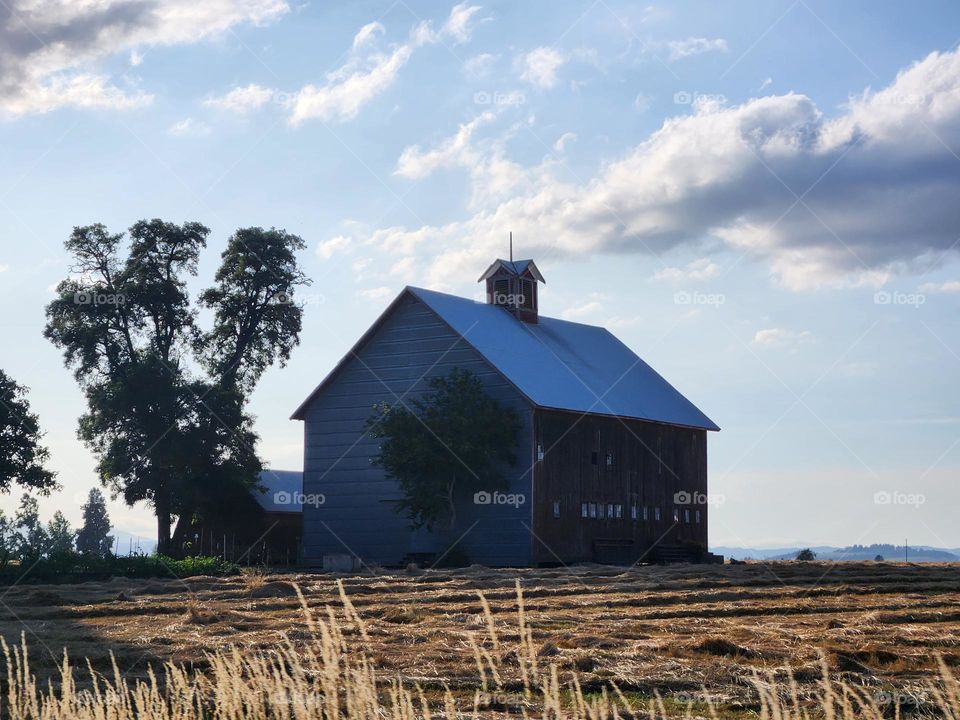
[0, 561, 958, 717]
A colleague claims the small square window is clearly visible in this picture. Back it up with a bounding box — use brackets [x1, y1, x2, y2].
[654, 507, 661, 521]
[581, 502, 588, 518]
[553, 500, 561, 519]
[589, 502, 597, 519]
[615, 504, 623, 519]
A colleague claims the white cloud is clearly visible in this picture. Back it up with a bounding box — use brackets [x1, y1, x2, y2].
[760, 77, 773, 91]
[205, 84, 275, 114]
[352, 21, 385, 50]
[364, 48, 960, 291]
[553, 132, 577, 152]
[316, 235, 352, 260]
[396, 113, 494, 178]
[633, 93, 652, 112]
[753, 328, 813, 348]
[167, 117, 210, 137]
[360, 286, 393, 302]
[0, 0, 289, 117]
[561, 301, 603, 320]
[918, 280, 960, 293]
[520, 47, 566, 89]
[0, 264, 8, 273]
[667, 37, 729, 62]
[287, 4, 483, 125]
[653, 258, 720, 282]
[464, 52, 499, 77]
[129, 51, 144, 67]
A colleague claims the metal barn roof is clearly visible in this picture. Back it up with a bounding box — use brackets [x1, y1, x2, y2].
[291, 286, 718, 430]
[408, 287, 719, 431]
[254, 470, 303, 513]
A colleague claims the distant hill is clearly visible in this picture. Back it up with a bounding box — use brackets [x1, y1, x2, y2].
[714, 544, 959, 562]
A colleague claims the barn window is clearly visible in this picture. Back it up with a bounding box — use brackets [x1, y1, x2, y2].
[654, 507, 661, 521]
[630, 505, 638, 520]
[605, 452, 615, 467]
[673, 508, 680, 523]
[537, 443, 545, 461]
[607, 503, 614, 518]
[598, 503, 605, 519]
[553, 500, 561, 518]
[614, 504, 623, 519]
[492, 278, 510, 305]
[695, 509, 701, 523]
[519, 278, 535, 310]
[684, 509, 691, 523]
[590, 451, 598, 465]
[581, 502, 588, 518]
[588, 502, 597, 518]
[643, 506, 649, 521]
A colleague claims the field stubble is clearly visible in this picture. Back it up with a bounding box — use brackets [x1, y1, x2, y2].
[0, 561, 957, 717]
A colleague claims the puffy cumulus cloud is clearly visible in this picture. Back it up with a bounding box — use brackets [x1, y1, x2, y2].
[167, 117, 210, 137]
[205, 84, 275, 114]
[369, 48, 960, 291]
[667, 37, 728, 62]
[393, 110, 531, 210]
[0, 0, 288, 117]
[287, 3, 484, 125]
[653, 258, 720, 282]
[316, 235, 352, 260]
[352, 21, 385, 50]
[520, 47, 566, 89]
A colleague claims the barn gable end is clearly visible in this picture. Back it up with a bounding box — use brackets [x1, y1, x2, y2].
[298, 291, 535, 567]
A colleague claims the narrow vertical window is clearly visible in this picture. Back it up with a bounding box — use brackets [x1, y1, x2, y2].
[581, 502, 588, 518]
[695, 509, 701, 523]
[606, 452, 615, 467]
[631, 505, 638, 521]
[643, 506, 649, 521]
[537, 443, 545, 461]
[615, 504, 623, 519]
[684, 509, 690, 523]
[654, 507, 661, 521]
[589, 503, 597, 518]
[553, 500, 561, 519]
[598, 503, 605, 519]
[673, 507, 680, 523]
[607, 503, 614, 518]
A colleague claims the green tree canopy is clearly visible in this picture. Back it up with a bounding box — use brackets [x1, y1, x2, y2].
[14, 494, 47, 562]
[76, 488, 114, 556]
[0, 370, 57, 494]
[366, 369, 521, 530]
[44, 220, 309, 554]
[46, 511, 75, 557]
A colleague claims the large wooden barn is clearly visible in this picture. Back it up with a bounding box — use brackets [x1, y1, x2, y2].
[292, 259, 719, 567]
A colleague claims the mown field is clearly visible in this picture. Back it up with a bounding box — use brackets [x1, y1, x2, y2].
[1, 561, 958, 716]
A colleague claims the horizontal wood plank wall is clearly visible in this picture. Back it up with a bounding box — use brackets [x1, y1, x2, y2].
[301, 293, 534, 567]
[532, 409, 707, 564]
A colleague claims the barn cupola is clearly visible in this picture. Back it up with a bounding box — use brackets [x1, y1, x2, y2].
[478, 256, 545, 324]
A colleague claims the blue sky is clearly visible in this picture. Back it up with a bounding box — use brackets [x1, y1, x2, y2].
[1, 0, 959, 549]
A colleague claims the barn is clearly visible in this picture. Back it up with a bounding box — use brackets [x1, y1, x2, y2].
[291, 259, 720, 567]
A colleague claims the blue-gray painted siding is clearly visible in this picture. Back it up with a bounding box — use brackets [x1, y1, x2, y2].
[301, 293, 534, 567]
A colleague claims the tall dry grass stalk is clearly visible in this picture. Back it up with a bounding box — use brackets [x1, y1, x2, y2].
[0, 582, 955, 719]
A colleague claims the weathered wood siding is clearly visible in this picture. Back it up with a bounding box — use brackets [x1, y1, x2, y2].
[300, 293, 534, 567]
[531, 410, 708, 563]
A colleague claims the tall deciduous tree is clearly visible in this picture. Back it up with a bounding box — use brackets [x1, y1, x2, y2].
[366, 369, 520, 530]
[46, 511, 75, 556]
[14, 494, 47, 562]
[44, 220, 309, 554]
[0, 370, 57, 494]
[76, 488, 113, 556]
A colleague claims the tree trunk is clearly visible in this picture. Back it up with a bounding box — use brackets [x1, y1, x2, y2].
[156, 501, 171, 556]
[446, 478, 457, 530]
